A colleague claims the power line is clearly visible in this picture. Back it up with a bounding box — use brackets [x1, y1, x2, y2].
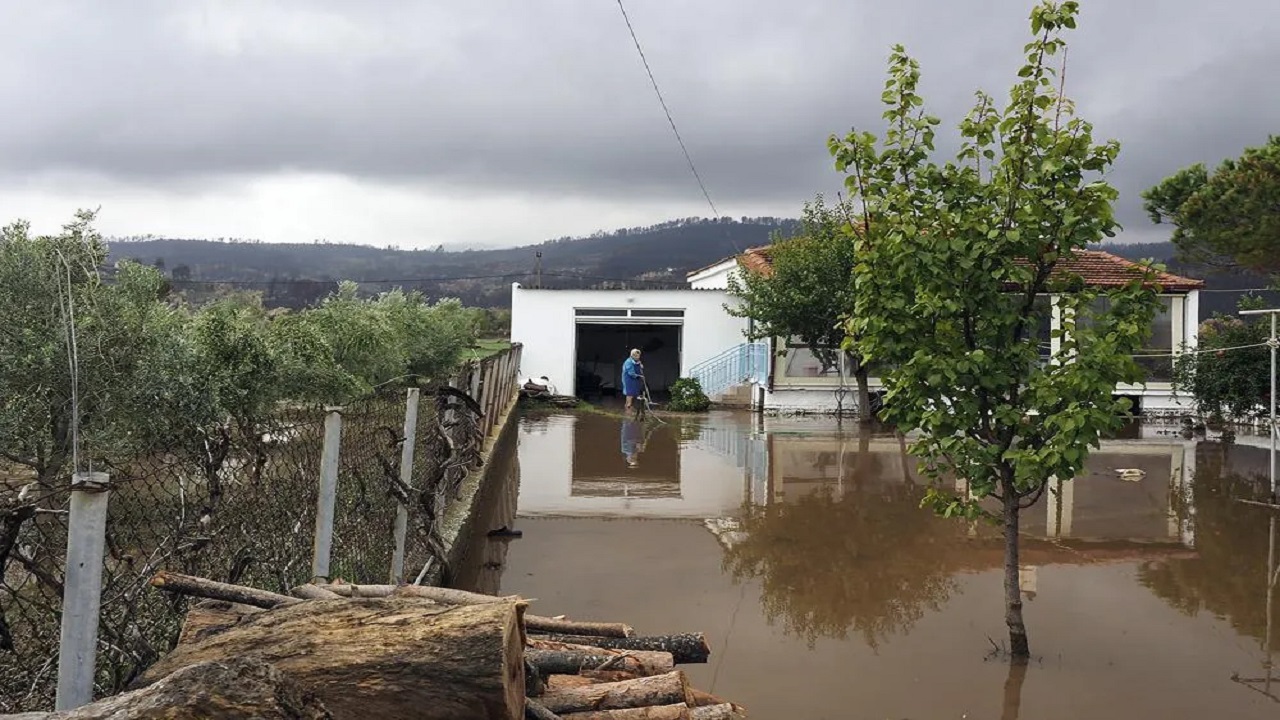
[612, 0, 719, 218]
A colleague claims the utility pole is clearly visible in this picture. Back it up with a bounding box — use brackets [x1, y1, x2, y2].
[1240, 307, 1278, 501]
[535, 252, 543, 289]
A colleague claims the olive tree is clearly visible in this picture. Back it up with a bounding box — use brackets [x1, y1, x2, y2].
[828, 1, 1161, 657]
[727, 196, 874, 421]
[0, 212, 204, 485]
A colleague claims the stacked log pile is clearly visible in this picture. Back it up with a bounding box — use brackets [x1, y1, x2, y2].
[9, 573, 746, 719]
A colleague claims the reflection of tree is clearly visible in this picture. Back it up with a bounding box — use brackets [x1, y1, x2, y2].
[723, 480, 969, 649]
[1138, 447, 1276, 647]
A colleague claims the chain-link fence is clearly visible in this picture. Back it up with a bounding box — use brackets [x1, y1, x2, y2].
[0, 344, 522, 713]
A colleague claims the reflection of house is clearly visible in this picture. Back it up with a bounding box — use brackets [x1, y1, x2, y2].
[763, 431, 1197, 547]
[687, 247, 1204, 415]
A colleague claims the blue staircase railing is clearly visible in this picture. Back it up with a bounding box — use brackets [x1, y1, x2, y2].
[689, 342, 770, 397]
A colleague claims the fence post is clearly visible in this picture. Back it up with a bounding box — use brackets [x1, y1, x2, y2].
[55, 471, 111, 711]
[311, 407, 343, 582]
[389, 388, 420, 584]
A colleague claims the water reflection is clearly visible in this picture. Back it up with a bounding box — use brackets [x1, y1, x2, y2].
[723, 472, 964, 649]
[508, 412, 1278, 652]
[473, 412, 1280, 718]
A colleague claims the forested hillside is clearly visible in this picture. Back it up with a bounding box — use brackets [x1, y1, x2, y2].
[108, 217, 797, 308]
[104, 216, 1274, 318]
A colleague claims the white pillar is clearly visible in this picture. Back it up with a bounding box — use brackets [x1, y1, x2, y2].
[55, 471, 111, 711]
[311, 408, 343, 582]
[389, 389, 420, 584]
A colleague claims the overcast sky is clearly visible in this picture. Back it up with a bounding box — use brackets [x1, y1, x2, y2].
[1, 0, 1276, 248]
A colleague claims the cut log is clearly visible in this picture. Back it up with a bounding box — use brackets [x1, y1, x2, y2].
[292, 583, 342, 600]
[151, 571, 300, 609]
[689, 704, 746, 720]
[525, 616, 635, 638]
[559, 705, 691, 720]
[532, 634, 710, 664]
[525, 699, 563, 720]
[139, 597, 527, 720]
[537, 671, 694, 715]
[579, 670, 644, 683]
[525, 647, 674, 677]
[688, 690, 729, 708]
[321, 582, 522, 605]
[322, 584, 628, 637]
[8, 656, 330, 719]
[177, 600, 263, 645]
[526, 658, 547, 698]
[545, 675, 599, 691]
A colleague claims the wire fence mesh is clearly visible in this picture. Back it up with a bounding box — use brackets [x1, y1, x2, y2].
[0, 345, 520, 713]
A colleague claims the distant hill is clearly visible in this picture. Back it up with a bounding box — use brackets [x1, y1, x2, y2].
[106, 219, 1274, 320]
[107, 217, 798, 308]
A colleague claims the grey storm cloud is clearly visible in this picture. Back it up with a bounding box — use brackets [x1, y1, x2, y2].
[1, 0, 1277, 237]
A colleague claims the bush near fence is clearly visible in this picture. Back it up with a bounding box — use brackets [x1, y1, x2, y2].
[0, 345, 522, 714]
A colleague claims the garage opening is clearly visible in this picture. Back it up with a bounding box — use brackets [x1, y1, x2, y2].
[574, 313, 682, 398]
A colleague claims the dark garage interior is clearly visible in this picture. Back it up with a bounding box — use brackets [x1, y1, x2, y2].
[574, 323, 681, 397]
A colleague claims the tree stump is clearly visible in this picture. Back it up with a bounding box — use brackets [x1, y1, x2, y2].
[138, 597, 526, 720]
[6, 657, 329, 719]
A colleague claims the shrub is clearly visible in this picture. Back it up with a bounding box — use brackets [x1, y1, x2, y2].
[668, 377, 711, 412]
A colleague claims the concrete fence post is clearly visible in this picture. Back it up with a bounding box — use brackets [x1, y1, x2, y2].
[55, 471, 111, 711]
[389, 388, 420, 584]
[311, 407, 343, 582]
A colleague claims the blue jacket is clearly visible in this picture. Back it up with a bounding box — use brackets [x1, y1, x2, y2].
[622, 357, 644, 396]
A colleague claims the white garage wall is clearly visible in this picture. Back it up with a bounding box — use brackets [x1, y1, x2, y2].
[510, 283, 749, 394]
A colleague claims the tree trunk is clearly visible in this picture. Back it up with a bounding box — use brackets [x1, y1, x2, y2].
[537, 671, 694, 715]
[852, 361, 873, 424]
[531, 634, 709, 664]
[139, 597, 527, 720]
[1002, 482, 1030, 658]
[560, 705, 692, 720]
[9, 657, 331, 719]
[151, 571, 301, 609]
[525, 648, 674, 677]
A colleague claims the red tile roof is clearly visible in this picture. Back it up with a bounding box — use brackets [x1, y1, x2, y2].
[734, 246, 1202, 292]
[1031, 249, 1204, 292]
[737, 245, 775, 278]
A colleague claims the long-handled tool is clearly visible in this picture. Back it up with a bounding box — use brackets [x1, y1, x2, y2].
[637, 375, 667, 425]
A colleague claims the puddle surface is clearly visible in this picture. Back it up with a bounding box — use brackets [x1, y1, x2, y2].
[458, 411, 1280, 719]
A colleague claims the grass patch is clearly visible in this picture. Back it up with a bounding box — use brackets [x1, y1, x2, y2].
[467, 338, 511, 360]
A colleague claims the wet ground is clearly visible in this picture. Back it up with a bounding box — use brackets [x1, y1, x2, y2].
[454, 410, 1280, 719]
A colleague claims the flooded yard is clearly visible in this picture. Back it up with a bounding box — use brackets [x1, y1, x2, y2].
[456, 411, 1279, 719]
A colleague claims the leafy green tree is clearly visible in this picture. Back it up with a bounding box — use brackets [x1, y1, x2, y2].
[1143, 136, 1280, 279]
[1172, 295, 1273, 420]
[727, 196, 874, 421]
[0, 212, 203, 484]
[828, 1, 1161, 657]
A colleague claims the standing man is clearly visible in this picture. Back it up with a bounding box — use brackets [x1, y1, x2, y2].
[622, 348, 644, 417]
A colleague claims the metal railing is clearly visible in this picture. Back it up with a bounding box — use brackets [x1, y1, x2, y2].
[689, 342, 769, 397]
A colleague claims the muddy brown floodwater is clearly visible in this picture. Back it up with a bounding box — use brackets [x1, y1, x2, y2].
[451, 410, 1280, 719]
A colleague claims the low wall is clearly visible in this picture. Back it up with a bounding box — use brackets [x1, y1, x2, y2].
[425, 375, 522, 587]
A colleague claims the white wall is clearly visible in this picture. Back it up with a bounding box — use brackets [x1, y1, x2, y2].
[510, 283, 749, 394]
[687, 260, 738, 290]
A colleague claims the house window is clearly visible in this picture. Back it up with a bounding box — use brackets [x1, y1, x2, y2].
[575, 308, 628, 317]
[632, 309, 684, 318]
[776, 339, 862, 384]
[1078, 295, 1176, 382]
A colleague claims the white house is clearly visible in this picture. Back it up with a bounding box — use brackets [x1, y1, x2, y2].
[511, 246, 1205, 416]
[509, 285, 750, 399]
